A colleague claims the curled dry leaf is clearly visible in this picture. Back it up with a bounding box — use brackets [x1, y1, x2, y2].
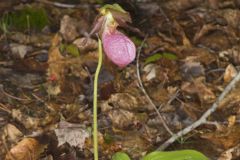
[73, 37, 98, 53]
[227, 115, 236, 128]
[60, 15, 79, 42]
[5, 138, 46, 160]
[224, 64, 237, 83]
[143, 64, 156, 81]
[3, 124, 23, 143]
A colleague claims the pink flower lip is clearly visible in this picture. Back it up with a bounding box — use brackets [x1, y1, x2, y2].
[102, 30, 136, 67]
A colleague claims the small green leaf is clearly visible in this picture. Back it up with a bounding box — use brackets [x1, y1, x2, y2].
[144, 53, 162, 64]
[131, 36, 147, 47]
[59, 43, 80, 57]
[144, 52, 177, 64]
[142, 150, 209, 160]
[65, 44, 80, 57]
[59, 43, 66, 52]
[104, 133, 114, 144]
[112, 152, 131, 160]
[162, 53, 177, 60]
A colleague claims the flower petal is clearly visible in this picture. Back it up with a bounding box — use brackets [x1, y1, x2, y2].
[102, 30, 136, 67]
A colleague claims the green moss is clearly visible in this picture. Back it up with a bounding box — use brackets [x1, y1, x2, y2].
[1, 6, 49, 32]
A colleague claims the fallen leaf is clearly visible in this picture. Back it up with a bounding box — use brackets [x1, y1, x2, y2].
[201, 125, 240, 149]
[73, 37, 98, 53]
[218, 143, 240, 160]
[224, 64, 237, 83]
[3, 124, 23, 143]
[143, 64, 156, 81]
[5, 138, 46, 160]
[54, 121, 90, 148]
[101, 93, 139, 112]
[181, 77, 216, 103]
[9, 43, 33, 59]
[227, 115, 236, 128]
[60, 15, 79, 42]
[108, 109, 136, 129]
[11, 108, 58, 130]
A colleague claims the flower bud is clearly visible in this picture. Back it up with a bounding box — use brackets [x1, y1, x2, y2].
[102, 30, 136, 67]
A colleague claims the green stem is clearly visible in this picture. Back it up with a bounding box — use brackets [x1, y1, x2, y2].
[93, 38, 103, 160]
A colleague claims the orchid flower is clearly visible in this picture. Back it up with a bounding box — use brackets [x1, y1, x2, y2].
[91, 4, 136, 160]
[91, 4, 136, 67]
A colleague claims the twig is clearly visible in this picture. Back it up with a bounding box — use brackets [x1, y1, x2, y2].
[158, 71, 240, 150]
[0, 85, 30, 101]
[136, 35, 174, 136]
[36, 0, 98, 9]
[0, 103, 11, 114]
[159, 89, 180, 111]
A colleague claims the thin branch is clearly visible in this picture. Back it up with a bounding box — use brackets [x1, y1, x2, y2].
[0, 85, 30, 101]
[158, 71, 240, 150]
[36, 0, 98, 9]
[136, 35, 174, 136]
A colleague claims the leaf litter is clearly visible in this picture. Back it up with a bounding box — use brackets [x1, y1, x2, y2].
[1, 0, 240, 160]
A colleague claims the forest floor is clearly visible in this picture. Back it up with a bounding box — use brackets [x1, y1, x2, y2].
[1, 0, 240, 159]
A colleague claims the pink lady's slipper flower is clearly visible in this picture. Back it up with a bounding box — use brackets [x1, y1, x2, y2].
[102, 30, 136, 67]
[91, 4, 137, 67]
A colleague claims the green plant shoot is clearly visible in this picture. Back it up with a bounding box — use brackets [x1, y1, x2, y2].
[93, 38, 103, 160]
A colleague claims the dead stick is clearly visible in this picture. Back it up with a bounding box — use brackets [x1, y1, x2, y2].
[136, 35, 174, 136]
[36, 0, 98, 9]
[158, 71, 240, 150]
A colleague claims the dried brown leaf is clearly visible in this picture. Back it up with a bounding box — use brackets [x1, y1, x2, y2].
[5, 138, 46, 160]
[201, 125, 240, 149]
[108, 109, 136, 129]
[73, 37, 98, 52]
[3, 124, 23, 143]
[55, 121, 90, 148]
[227, 116, 236, 128]
[181, 77, 216, 103]
[60, 15, 79, 42]
[101, 93, 140, 112]
[224, 64, 237, 83]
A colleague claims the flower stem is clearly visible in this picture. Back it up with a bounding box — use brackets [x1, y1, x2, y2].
[93, 38, 103, 160]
